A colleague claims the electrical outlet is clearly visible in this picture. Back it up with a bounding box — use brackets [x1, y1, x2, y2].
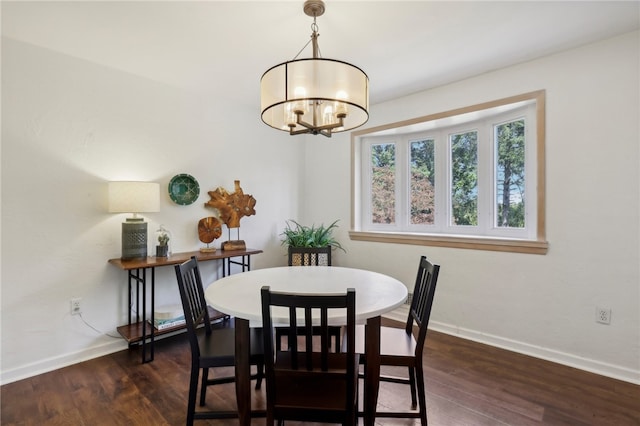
[596, 307, 611, 325]
[70, 298, 82, 315]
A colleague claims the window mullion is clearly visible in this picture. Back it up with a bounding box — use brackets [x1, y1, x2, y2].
[525, 103, 537, 240]
[396, 138, 408, 229]
[434, 130, 447, 232]
[359, 140, 370, 228]
[478, 122, 492, 235]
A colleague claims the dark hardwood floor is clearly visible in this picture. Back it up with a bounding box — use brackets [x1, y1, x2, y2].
[2, 318, 638, 425]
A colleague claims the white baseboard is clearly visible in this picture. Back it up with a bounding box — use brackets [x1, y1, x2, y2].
[1, 339, 127, 385]
[429, 321, 640, 385]
[382, 307, 639, 385]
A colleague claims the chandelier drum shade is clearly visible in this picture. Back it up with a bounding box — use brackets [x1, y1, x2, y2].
[260, 0, 369, 138]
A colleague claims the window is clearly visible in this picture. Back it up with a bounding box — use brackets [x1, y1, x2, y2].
[351, 91, 547, 254]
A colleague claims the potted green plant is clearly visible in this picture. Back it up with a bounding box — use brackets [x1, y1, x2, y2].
[156, 225, 171, 257]
[280, 220, 345, 266]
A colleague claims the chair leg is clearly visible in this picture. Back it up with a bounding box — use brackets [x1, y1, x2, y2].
[199, 367, 209, 406]
[408, 366, 417, 409]
[276, 328, 282, 351]
[255, 361, 264, 390]
[187, 366, 199, 426]
[266, 413, 277, 426]
[415, 364, 428, 426]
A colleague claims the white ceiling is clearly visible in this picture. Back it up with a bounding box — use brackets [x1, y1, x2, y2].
[2, 1, 639, 105]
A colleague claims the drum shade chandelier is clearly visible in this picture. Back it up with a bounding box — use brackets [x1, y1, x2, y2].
[260, 0, 369, 138]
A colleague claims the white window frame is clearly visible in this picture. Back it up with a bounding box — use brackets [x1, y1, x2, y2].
[350, 91, 548, 254]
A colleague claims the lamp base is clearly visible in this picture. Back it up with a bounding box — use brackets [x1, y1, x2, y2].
[122, 218, 148, 259]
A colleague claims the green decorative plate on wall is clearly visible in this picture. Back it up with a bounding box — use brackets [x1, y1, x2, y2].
[168, 174, 200, 205]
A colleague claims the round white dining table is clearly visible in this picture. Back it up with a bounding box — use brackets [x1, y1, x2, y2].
[205, 266, 407, 326]
[204, 266, 408, 425]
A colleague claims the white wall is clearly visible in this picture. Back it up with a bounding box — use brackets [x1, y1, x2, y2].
[1, 37, 302, 383]
[304, 31, 640, 384]
[2, 30, 638, 385]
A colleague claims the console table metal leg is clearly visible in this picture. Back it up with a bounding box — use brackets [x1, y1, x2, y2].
[140, 267, 156, 364]
[127, 273, 133, 326]
[149, 267, 155, 362]
[129, 267, 155, 363]
[141, 268, 149, 363]
[225, 255, 251, 276]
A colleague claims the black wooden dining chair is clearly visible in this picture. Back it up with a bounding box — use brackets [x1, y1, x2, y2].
[277, 246, 341, 352]
[353, 256, 439, 426]
[261, 286, 359, 426]
[174, 256, 264, 425]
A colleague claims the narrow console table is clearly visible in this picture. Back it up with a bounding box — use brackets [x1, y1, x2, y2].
[108, 248, 262, 363]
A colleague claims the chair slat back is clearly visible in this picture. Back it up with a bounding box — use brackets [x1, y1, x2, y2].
[261, 286, 357, 419]
[406, 256, 440, 356]
[263, 288, 354, 368]
[175, 256, 212, 357]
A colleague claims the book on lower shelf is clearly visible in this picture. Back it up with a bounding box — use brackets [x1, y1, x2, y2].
[153, 304, 186, 330]
[154, 317, 186, 330]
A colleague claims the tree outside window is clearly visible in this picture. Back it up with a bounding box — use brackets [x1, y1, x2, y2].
[371, 143, 396, 224]
[496, 119, 525, 228]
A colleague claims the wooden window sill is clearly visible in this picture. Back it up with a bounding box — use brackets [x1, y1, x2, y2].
[349, 231, 548, 254]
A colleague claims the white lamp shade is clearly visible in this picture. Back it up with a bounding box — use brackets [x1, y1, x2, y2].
[108, 181, 160, 214]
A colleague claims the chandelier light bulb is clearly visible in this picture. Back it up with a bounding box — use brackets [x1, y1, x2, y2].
[285, 103, 297, 128]
[293, 86, 308, 114]
[323, 104, 334, 125]
[335, 90, 348, 117]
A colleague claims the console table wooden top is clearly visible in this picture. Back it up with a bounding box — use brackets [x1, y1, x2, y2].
[108, 248, 263, 270]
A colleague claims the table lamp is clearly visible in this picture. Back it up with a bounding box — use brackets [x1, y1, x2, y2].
[108, 181, 160, 259]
